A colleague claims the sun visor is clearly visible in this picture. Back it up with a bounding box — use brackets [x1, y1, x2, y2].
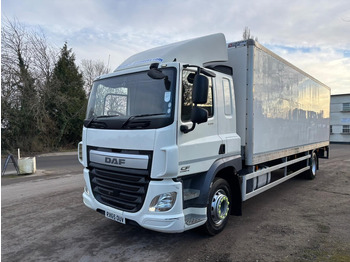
[115, 33, 228, 71]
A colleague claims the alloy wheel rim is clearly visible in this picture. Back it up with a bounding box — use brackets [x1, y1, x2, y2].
[211, 189, 230, 225]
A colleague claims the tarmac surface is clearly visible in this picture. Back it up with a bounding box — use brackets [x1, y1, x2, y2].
[1, 144, 350, 261]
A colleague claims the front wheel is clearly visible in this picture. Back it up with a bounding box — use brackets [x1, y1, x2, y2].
[202, 178, 231, 235]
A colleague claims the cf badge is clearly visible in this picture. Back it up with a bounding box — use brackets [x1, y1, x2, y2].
[180, 166, 190, 173]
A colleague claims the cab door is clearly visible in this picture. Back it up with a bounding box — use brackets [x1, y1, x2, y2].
[177, 68, 222, 176]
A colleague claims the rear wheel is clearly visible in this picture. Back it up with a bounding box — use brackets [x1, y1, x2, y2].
[202, 178, 231, 235]
[306, 151, 318, 180]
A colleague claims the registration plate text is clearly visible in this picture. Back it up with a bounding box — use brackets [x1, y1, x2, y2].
[105, 211, 125, 224]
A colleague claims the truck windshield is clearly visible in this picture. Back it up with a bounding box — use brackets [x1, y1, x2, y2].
[85, 68, 176, 129]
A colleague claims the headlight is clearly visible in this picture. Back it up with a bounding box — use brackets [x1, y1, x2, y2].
[149, 192, 177, 212]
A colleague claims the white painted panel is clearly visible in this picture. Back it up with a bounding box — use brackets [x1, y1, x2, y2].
[223, 41, 330, 165]
[251, 45, 330, 157]
[116, 33, 228, 71]
[226, 45, 248, 147]
[86, 128, 156, 150]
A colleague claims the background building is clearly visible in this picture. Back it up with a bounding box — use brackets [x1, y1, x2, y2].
[330, 94, 350, 143]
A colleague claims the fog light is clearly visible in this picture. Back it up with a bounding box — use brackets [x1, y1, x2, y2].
[78, 142, 83, 165]
[149, 192, 177, 212]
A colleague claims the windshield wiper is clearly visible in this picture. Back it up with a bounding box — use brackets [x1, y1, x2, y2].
[85, 114, 120, 127]
[121, 113, 166, 129]
[85, 117, 96, 127]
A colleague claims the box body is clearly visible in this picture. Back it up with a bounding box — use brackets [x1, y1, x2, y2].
[227, 40, 330, 165]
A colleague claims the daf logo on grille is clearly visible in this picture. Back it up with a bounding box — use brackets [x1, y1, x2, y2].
[90, 150, 148, 169]
[105, 157, 126, 166]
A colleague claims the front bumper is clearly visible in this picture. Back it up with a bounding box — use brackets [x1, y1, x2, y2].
[82, 168, 187, 233]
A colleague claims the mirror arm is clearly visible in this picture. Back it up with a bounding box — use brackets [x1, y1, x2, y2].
[164, 76, 171, 90]
[183, 64, 216, 77]
[180, 101, 199, 134]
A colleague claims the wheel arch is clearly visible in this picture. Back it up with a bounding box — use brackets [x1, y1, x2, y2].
[183, 155, 242, 216]
[215, 166, 242, 216]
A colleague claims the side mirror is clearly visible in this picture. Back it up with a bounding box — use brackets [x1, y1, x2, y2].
[180, 70, 210, 134]
[180, 107, 208, 134]
[147, 68, 171, 90]
[192, 74, 208, 104]
[191, 106, 208, 124]
[147, 68, 166, 79]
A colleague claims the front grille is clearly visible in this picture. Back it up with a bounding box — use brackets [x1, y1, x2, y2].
[89, 164, 150, 212]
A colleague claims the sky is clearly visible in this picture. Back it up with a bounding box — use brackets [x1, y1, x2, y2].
[2, 0, 350, 95]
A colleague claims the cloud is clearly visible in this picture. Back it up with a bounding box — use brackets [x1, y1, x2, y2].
[2, 0, 350, 94]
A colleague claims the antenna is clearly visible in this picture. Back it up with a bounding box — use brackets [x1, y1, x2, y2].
[107, 54, 111, 70]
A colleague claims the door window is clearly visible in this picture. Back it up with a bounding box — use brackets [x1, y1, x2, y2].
[181, 70, 213, 122]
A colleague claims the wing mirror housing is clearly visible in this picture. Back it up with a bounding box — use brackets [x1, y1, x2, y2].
[191, 106, 208, 124]
[192, 74, 208, 104]
[180, 72, 209, 134]
[147, 63, 171, 90]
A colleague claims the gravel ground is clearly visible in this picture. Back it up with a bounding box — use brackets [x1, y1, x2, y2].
[1, 144, 350, 262]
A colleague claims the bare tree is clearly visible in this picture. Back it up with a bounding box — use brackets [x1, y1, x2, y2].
[242, 26, 258, 42]
[1, 17, 58, 151]
[1, 18, 38, 150]
[1, 17, 108, 152]
[28, 28, 57, 84]
[81, 59, 110, 95]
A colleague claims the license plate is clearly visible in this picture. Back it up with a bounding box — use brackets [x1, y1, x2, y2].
[105, 211, 125, 224]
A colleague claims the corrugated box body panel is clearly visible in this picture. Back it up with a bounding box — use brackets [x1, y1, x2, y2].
[227, 41, 330, 165]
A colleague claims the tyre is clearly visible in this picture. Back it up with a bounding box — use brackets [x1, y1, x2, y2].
[202, 178, 231, 235]
[306, 151, 318, 180]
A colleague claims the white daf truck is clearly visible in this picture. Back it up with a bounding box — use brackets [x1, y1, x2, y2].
[78, 33, 330, 235]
